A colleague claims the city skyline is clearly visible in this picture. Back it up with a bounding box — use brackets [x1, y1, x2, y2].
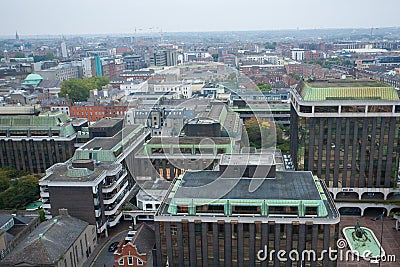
[1, 0, 400, 36]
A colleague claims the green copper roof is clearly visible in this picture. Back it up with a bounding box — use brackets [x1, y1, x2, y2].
[299, 81, 399, 101]
[24, 73, 43, 81]
[22, 74, 43, 88]
[0, 112, 76, 138]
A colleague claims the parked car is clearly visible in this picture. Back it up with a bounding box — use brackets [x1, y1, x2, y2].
[108, 241, 119, 252]
[125, 230, 137, 241]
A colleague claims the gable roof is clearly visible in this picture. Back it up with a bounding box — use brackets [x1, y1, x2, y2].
[133, 223, 155, 254]
[2, 215, 89, 266]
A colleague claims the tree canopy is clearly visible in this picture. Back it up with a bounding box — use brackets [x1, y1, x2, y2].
[245, 118, 289, 151]
[264, 42, 277, 50]
[32, 52, 58, 62]
[257, 83, 272, 92]
[13, 51, 26, 58]
[0, 168, 41, 210]
[59, 76, 109, 102]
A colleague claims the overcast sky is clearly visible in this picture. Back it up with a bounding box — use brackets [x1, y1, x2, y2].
[1, 0, 399, 36]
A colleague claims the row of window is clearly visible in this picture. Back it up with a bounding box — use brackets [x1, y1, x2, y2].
[118, 256, 143, 266]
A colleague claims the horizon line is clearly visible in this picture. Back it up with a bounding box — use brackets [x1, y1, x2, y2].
[1, 25, 400, 39]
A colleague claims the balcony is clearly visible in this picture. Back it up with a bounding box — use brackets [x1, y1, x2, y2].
[104, 188, 131, 216]
[43, 203, 51, 209]
[103, 181, 129, 205]
[40, 191, 49, 198]
[95, 209, 102, 218]
[108, 210, 123, 227]
[102, 170, 127, 193]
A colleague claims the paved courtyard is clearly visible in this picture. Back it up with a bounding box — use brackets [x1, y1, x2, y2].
[338, 216, 400, 267]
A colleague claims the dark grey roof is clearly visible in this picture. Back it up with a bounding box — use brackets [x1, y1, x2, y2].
[2, 215, 89, 266]
[132, 223, 155, 254]
[173, 170, 320, 200]
[82, 125, 140, 150]
[90, 117, 123, 128]
[13, 215, 35, 225]
[38, 79, 62, 88]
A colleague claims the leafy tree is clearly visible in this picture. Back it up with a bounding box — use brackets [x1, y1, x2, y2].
[265, 42, 277, 50]
[38, 209, 46, 222]
[0, 169, 41, 210]
[245, 118, 275, 148]
[59, 77, 109, 102]
[211, 54, 218, 62]
[33, 52, 58, 62]
[290, 72, 302, 81]
[122, 52, 134, 57]
[13, 51, 25, 58]
[245, 119, 289, 150]
[257, 83, 272, 92]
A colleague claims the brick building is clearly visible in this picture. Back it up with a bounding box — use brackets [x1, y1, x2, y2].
[114, 223, 155, 267]
[69, 105, 128, 122]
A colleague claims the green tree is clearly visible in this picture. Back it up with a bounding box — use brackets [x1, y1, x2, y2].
[59, 77, 109, 102]
[245, 118, 276, 148]
[0, 170, 41, 210]
[264, 42, 277, 50]
[211, 54, 219, 62]
[13, 51, 25, 58]
[257, 83, 272, 92]
[122, 52, 134, 57]
[38, 209, 46, 222]
[33, 52, 58, 62]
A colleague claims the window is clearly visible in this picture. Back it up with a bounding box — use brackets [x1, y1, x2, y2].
[128, 256, 133, 265]
[118, 258, 124, 265]
[145, 203, 153, 210]
[137, 258, 144, 265]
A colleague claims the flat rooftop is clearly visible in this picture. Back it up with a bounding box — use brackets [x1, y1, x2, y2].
[173, 170, 320, 200]
[297, 79, 399, 101]
[43, 163, 117, 183]
[81, 125, 141, 150]
[89, 117, 123, 128]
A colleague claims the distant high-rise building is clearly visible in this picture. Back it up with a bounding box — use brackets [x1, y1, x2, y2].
[94, 54, 103, 76]
[150, 49, 177, 67]
[291, 48, 305, 61]
[61, 40, 68, 58]
[15, 31, 19, 41]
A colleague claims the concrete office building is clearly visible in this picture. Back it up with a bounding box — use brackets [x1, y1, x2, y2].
[39, 124, 150, 234]
[154, 154, 340, 267]
[150, 50, 177, 67]
[290, 79, 400, 202]
[0, 111, 77, 173]
[126, 107, 185, 137]
[153, 82, 192, 99]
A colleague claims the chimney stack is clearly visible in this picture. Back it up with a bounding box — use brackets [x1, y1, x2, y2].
[59, 208, 69, 216]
